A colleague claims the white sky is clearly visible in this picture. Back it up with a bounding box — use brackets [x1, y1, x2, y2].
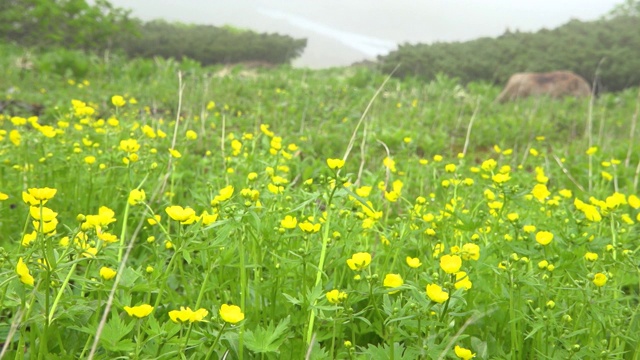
[109, 0, 621, 68]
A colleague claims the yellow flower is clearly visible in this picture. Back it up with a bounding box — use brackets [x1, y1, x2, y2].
[169, 306, 209, 323]
[27, 187, 57, 202]
[326, 289, 348, 304]
[454, 271, 472, 290]
[219, 304, 245, 324]
[535, 231, 554, 246]
[211, 185, 234, 205]
[186, 130, 198, 140]
[584, 252, 598, 261]
[326, 158, 345, 170]
[406, 256, 422, 268]
[119, 139, 140, 153]
[280, 215, 298, 229]
[383, 157, 397, 172]
[21, 231, 37, 247]
[506, 213, 519, 222]
[593, 273, 607, 287]
[461, 243, 480, 261]
[165, 206, 196, 224]
[10, 129, 21, 146]
[523, 225, 536, 233]
[445, 164, 456, 173]
[298, 221, 321, 233]
[168, 148, 182, 158]
[586, 146, 598, 155]
[29, 206, 58, 222]
[383, 274, 404, 294]
[629, 195, 640, 209]
[346, 252, 372, 271]
[124, 304, 154, 318]
[33, 218, 58, 233]
[0, 192, 9, 201]
[111, 95, 126, 107]
[16, 257, 35, 286]
[455, 345, 476, 359]
[492, 173, 511, 183]
[99, 267, 117, 280]
[426, 284, 449, 303]
[440, 254, 462, 274]
[531, 184, 550, 202]
[128, 189, 146, 206]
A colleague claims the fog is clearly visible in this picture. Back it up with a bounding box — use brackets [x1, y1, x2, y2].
[107, 0, 620, 68]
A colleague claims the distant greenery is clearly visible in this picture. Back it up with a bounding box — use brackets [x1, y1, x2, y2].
[379, 3, 640, 92]
[116, 20, 307, 66]
[0, 0, 136, 51]
[0, 0, 307, 66]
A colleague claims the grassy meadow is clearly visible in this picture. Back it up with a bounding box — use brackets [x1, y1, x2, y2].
[1, 43, 640, 359]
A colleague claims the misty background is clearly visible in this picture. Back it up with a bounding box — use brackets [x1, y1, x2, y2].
[107, 0, 620, 68]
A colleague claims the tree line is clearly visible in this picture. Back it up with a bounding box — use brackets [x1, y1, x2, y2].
[0, 0, 307, 66]
[378, 4, 640, 92]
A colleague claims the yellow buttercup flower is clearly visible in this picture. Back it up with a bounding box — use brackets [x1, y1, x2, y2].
[454, 345, 476, 359]
[346, 252, 372, 271]
[186, 130, 198, 140]
[99, 267, 117, 280]
[584, 252, 598, 261]
[454, 271, 472, 290]
[326, 289, 348, 304]
[628, 194, 640, 209]
[492, 173, 511, 184]
[383, 274, 404, 294]
[124, 304, 154, 318]
[535, 231, 554, 246]
[299, 221, 321, 233]
[406, 256, 422, 268]
[165, 205, 196, 224]
[426, 284, 449, 303]
[593, 273, 607, 287]
[0, 192, 9, 201]
[280, 215, 298, 229]
[29, 206, 58, 222]
[326, 158, 345, 170]
[27, 187, 57, 202]
[461, 243, 480, 261]
[111, 95, 126, 107]
[440, 254, 462, 274]
[219, 304, 244, 324]
[169, 306, 209, 323]
[531, 184, 550, 202]
[16, 257, 35, 286]
[128, 189, 146, 206]
[211, 185, 234, 205]
[168, 148, 182, 158]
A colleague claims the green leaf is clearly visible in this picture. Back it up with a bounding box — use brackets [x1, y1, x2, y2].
[243, 316, 292, 354]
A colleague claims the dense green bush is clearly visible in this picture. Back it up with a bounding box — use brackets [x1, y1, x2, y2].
[380, 11, 640, 92]
[0, 0, 136, 51]
[116, 20, 307, 66]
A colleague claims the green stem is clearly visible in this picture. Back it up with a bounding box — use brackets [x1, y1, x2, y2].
[117, 202, 131, 263]
[239, 228, 246, 360]
[204, 323, 228, 360]
[305, 185, 338, 344]
[48, 261, 78, 323]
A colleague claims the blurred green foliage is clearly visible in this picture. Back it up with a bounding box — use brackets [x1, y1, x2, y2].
[379, 10, 640, 92]
[0, 0, 136, 51]
[0, 0, 306, 66]
[115, 20, 307, 66]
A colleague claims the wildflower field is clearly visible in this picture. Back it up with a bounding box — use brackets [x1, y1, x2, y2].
[1, 44, 640, 359]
